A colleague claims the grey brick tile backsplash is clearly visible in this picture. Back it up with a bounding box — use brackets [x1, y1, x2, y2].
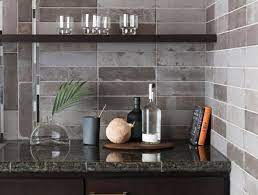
[206, 0, 258, 188]
[8, 0, 207, 139]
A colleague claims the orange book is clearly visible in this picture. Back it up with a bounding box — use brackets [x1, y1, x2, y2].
[198, 146, 208, 161]
[198, 106, 212, 146]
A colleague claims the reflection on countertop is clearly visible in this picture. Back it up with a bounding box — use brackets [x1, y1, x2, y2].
[0, 140, 230, 173]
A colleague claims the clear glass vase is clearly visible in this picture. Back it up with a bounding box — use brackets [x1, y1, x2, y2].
[30, 116, 70, 146]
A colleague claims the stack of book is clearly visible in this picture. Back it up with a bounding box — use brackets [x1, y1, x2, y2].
[189, 106, 212, 146]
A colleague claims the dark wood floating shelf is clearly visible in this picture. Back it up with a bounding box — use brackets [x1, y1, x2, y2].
[0, 34, 217, 42]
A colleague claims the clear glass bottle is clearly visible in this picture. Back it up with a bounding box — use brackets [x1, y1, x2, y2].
[142, 84, 161, 144]
[127, 97, 142, 141]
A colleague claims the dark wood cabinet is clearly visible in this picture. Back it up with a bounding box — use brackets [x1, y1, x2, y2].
[0, 174, 229, 195]
[86, 175, 228, 195]
[0, 178, 84, 195]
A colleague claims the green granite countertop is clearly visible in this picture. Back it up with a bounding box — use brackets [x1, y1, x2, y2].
[0, 140, 230, 174]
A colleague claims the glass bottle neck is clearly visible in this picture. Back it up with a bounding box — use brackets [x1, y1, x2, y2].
[134, 103, 140, 110]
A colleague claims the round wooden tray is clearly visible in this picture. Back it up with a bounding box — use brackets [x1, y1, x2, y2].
[103, 142, 174, 150]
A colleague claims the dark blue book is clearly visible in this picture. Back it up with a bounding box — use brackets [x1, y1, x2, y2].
[189, 106, 204, 145]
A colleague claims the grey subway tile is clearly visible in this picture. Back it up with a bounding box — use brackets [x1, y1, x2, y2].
[68, 67, 97, 81]
[229, 28, 246, 49]
[4, 53, 18, 110]
[40, 96, 97, 111]
[97, 0, 155, 8]
[39, 8, 97, 22]
[98, 52, 155, 67]
[245, 69, 258, 90]
[40, 67, 69, 81]
[18, 23, 32, 34]
[18, 43, 32, 82]
[157, 97, 176, 110]
[205, 67, 213, 82]
[227, 87, 245, 108]
[244, 131, 258, 159]
[3, 0, 17, 34]
[231, 162, 245, 190]
[211, 130, 227, 156]
[217, 15, 228, 34]
[101, 111, 128, 126]
[226, 122, 244, 148]
[40, 43, 97, 52]
[3, 43, 17, 53]
[156, 0, 206, 8]
[175, 97, 205, 110]
[18, 83, 32, 138]
[4, 111, 18, 140]
[157, 9, 206, 23]
[245, 152, 258, 179]
[206, 4, 215, 21]
[50, 110, 97, 126]
[206, 20, 217, 34]
[39, 0, 97, 7]
[245, 89, 258, 113]
[157, 67, 205, 81]
[99, 82, 149, 96]
[227, 142, 244, 168]
[99, 97, 148, 110]
[214, 84, 227, 102]
[227, 104, 245, 129]
[243, 171, 258, 195]
[227, 68, 244, 88]
[245, 110, 258, 135]
[161, 125, 190, 140]
[157, 51, 206, 66]
[18, 0, 32, 22]
[227, 48, 245, 67]
[229, 7, 246, 30]
[99, 67, 155, 81]
[247, 24, 258, 46]
[162, 110, 193, 126]
[157, 43, 206, 52]
[40, 82, 97, 96]
[157, 23, 206, 34]
[213, 116, 226, 138]
[213, 68, 227, 85]
[246, 46, 258, 67]
[214, 0, 228, 18]
[247, 1, 258, 25]
[39, 51, 97, 67]
[229, 0, 246, 11]
[157, 82, 205, 96]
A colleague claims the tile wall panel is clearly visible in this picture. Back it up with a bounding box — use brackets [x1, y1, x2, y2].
[4, 0, 206, 141]
[205, 0, 258, 193]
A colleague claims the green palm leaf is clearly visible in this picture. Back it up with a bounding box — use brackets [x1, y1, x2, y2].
[52, 81, 89, 116]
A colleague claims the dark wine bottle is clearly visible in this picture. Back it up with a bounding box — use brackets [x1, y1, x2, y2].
[127, 97, 142, 141]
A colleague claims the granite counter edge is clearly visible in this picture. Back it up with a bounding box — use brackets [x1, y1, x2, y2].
[0, 161, 231, 174]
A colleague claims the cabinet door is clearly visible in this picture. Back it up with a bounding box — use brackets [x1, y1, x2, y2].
[0, 178, 84, 195]
[86, 176, 228, 195]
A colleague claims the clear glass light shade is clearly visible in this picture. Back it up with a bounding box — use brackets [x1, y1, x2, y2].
[119, 14, 138, 35]
[30, 117, 70, 146]
[57, 15, 74, 35]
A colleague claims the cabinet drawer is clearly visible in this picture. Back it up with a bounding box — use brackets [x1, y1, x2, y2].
[0, 178, 84, 195]
[87, 176, 227, 195]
